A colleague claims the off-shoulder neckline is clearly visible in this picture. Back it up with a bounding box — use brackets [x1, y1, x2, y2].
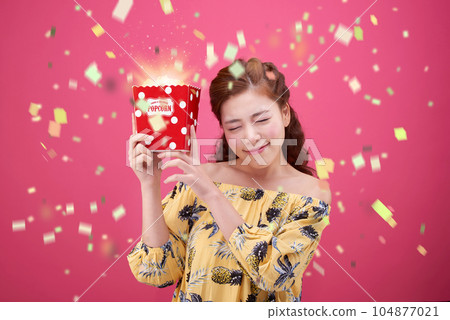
[212, 180, 330, 208]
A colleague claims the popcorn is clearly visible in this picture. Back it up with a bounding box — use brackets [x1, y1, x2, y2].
[132, 83, 201, 152]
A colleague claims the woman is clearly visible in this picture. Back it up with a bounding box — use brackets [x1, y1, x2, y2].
[127, 57, 332, 302]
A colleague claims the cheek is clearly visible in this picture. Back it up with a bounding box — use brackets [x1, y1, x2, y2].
[266, 123, 280, 138]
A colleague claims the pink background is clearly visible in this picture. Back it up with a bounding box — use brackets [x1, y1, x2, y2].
[1, 0, 449, 302]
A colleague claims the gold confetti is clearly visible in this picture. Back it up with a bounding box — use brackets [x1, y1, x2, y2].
[312, 261, 324, 276]
[84, 61, 102, 85]
[27, 187, 36, 194]
[348, 76, 361, 94]
[223, 43, 238, 62]
[372, 199, 396, 228]
[334, 23, 353, 46]
[12, 220, 26, 232]
[159, 0, 174, 15]
[112, 204, 126, 221]
[417, 245, 427, 256]
[193, 29, 205, 40]
[69, 79, 78, 90]
[91, 24, 105, 37]
[29, 103, 42, 116]
[351, 153, 365, 170]
[394, 127, 407, 141]
[205, 43, 218, 69]
[309, 65, 318, 73]
[112, 0, 133, 23]
[66, 203, 74, 215]
[54, 108, 67, 124]
[370, 15, 378, 26]
[229, 60, 245, 79]
[105, 51, 116, 59]
[370, 155, 381, 172]
[386, 216, 397, 228]
[354, 26, 363, 41]
[174, 60, 183, 72]
[43, 232, 55, 244]
[236, 30, 246, 48]
[78, 222, 92, 236]
[90, 201, 98, 214]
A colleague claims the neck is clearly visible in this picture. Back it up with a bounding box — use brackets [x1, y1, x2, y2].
[234, 154, 288, 181]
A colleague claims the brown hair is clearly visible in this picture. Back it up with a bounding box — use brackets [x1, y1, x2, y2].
[209, 57, 316, 177]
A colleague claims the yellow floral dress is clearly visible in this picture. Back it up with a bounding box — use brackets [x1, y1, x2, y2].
[127, 180, 331, 302]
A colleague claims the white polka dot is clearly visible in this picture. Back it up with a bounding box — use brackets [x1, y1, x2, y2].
[188, 139, 191, 146]
[196, 90, 199, 98]
[169, 142, 176, 149]
[138, 92, 145, 99]
[181, 127, 187, 134]
[165, 87, 172, 94]
[135, 110, 142, 117]
[190, 112, 193, 118]
[171, 116, 178, 124]
[190, 93, 193, 101]
[194, 119, 197, 125]
[179, 101, 186, 108]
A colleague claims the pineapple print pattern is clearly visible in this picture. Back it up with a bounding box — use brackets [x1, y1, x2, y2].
[239, 187, 265, 201]
[127, 181, 331, 302]
[245, 241, 268, 273]
[211, 266, 243, 286]
[186, 247, 196, 283]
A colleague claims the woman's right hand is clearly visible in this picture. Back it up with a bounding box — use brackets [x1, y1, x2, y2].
[128, 132, 162, 186]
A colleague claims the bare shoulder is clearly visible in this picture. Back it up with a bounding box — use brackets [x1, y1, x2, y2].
[306, 175, 332, 205]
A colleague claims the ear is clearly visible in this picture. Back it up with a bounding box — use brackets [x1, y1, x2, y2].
[282, 103, 291, 127]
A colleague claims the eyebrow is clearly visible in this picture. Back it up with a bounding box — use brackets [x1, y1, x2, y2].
[224, 110, 271, 124]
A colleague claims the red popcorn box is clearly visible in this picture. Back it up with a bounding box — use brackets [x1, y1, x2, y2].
[132, 84, 201, 152]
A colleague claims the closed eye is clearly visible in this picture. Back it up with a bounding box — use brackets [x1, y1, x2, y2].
[229, 119, 269, 131]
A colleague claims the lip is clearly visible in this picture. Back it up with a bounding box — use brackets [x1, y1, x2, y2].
[245, 143, 270, 154]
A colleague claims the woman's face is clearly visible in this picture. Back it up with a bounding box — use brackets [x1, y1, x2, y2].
[220, 89, 290, 167]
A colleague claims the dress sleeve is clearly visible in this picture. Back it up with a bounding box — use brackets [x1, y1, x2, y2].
[127, 181, 193, 288]
[226, 198, 331, 292]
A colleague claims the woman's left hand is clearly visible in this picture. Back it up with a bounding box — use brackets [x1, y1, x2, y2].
[158, 124, 217, 201]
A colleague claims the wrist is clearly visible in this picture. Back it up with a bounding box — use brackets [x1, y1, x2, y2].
[140, 179, 160, 191]
[203, 186, 222, 203]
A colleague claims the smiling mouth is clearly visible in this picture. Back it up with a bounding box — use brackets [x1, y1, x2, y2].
[245, 143, 270, 153]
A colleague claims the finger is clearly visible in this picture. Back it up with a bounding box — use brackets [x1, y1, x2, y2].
[163, 174, 183, 184]
[130, 143, 144, 163]
[134, 153, 155, 175]
[161, 158, 191, 173]
[135, 143, 153, 159]
[144, 154, 157, 175]
[158, 150, 191, 164]
[134, 153, 146, 173]
[130, 133, 154, 150]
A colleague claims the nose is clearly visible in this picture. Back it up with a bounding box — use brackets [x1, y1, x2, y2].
[242, 124, 262, 148]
